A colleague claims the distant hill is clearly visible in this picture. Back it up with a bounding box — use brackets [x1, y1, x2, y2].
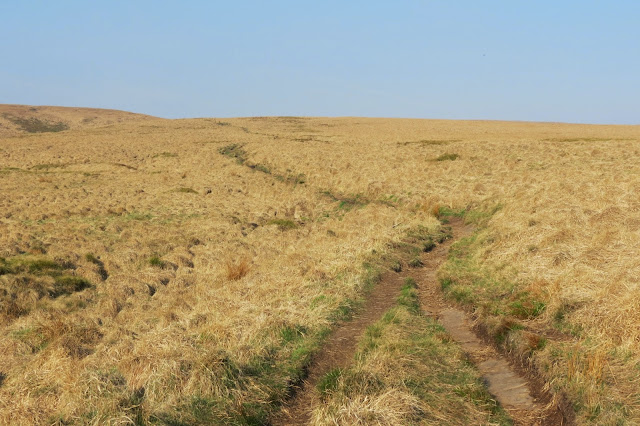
[0, 104, 161, 138]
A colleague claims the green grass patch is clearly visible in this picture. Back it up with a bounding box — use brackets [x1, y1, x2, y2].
[280, 324, 307, 344]
[266, 219, 298, 230]
[218, 144, 247, 164]
[31, 162, 71, 171]
[317, 368, 344, 400]
[3, 114, 69, 133]
[397, 277, 420, 313]
[0, 255, 62, 275]
[85, 253, 100, 264]
[251, 163, 271, 174]
[148, 256, 166, 268]
[122, 211, 153, 221]
[435, 152, 460, 161]
[509, 294, 546, 319]
[175, 187, 199, 194]
[321, 190, 369, 211]
[51, 275, 92, 297]
[0, 167, 29, 174]
[1, 256, 93, 321]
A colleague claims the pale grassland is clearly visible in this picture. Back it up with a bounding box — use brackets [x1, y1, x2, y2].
[1, 106, 639, 423]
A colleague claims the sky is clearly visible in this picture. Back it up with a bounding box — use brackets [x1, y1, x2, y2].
[1, 1, 639, 124]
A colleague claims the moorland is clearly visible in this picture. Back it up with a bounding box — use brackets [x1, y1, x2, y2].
[1, 104, 639, 424]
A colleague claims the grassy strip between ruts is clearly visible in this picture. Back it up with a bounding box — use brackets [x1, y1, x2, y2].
[311, 277, 511, 425]
[437, 206, 634, 424]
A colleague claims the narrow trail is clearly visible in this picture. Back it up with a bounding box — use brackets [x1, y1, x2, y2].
[271, 268, 408, 425]
[272, 218, 569, 425]
[417, 218, 567, 425]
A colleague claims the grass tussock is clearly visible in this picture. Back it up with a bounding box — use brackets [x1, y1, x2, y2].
[218, 143, 247, 164]
[435, 152, 460, 161]
[225, 258, 250, 280]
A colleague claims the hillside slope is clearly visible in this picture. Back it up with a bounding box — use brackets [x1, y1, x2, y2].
[0, 108, 639, 424]
[0, 104, 161, 138]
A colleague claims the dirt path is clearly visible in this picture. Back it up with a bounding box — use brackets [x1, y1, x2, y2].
[271, 268, 408, 425]
[273, 219, 568, 425]
[416, 219, 567, 425]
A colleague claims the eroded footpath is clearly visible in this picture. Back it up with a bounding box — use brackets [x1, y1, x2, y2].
[273, 219, 569, 425]
[418, 219, 567, 425]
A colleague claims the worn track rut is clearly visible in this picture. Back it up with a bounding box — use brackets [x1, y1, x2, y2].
[272, 219, 569, 425]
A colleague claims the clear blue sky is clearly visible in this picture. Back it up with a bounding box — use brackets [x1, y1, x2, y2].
[2, 1, 639, 124]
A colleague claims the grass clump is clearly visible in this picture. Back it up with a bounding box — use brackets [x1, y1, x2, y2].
[317, 368, 344, 400]
[0, 256, 62, 275]
[252, 163, 271, 174]
[267, 219, 298, 231]
[435, 152, 460, 161]
[218, 144, 247, 164]
[408, 257, 424, 268]
[225, 258, 250, 280]
[84, 253, 100, 264]
[51, 276, 92, 297]
[148, 256, 166, 268]
[274, 171, 306, 186]
[422, 237, 436, 252]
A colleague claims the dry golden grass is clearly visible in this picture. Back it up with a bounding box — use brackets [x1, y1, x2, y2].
[1, 105, 639, 423]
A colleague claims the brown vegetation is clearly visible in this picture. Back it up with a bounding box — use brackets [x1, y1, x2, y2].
[0, 105, 639, 423]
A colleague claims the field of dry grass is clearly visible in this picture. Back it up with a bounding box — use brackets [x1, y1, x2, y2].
[1, 105, 639, 424]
